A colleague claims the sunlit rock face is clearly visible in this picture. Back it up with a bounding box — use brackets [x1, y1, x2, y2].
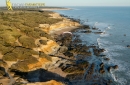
[39, 13, 80, 34]
[40, 40, 60, 55]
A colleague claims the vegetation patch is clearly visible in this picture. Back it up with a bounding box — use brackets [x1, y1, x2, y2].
[0, 11, 61, 72]
[19, 35, 36, 48]
[39, 51, 52, 61]
[2, 47, 39, 61]
[11, 56, 38, 72]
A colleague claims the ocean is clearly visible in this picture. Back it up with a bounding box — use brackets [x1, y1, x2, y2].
[54, 6, 130, 85]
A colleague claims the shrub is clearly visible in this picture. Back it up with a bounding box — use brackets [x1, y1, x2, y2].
[18, 35, 36, 48]
[3, 53, 17, 61]
[11, 56, 38, 72]
[0, 44, 14, 55]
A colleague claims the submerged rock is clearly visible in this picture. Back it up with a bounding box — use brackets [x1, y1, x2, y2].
[127, 45, 130, 48]
[108, 65, 118, 73]
[82, 25, 90, 29]
[113, 65, 118, 69]
[100, 63, 104, 68]
[92, 27, 99, 30]
[108, 66, 113, 72]
[104, 58, 110, 61]
[99, 67, 105, 74]
[94, 32, 103, 34]
[93, 48, 105, 56]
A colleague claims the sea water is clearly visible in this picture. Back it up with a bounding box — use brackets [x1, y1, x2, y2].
[55, 6, 130, 85]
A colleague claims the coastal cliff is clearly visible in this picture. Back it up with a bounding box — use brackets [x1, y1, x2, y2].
[0, 10, 118, 85]
[0, 11, 81, 85]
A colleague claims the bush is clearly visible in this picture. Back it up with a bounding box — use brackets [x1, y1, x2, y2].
[3, 53, 17, 61]
[12, 47, 38, 60]
[18, 35, 36, 48]
[11, 56, 38, 72]
[0, 44, 14, 55]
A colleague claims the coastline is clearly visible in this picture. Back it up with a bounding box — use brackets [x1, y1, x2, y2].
[47, 12, 119, 84]
[40, 8, 71, 11]
[0, 10, 118, 85]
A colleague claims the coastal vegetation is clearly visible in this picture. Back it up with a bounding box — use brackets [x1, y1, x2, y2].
[0, 11, 62, 71]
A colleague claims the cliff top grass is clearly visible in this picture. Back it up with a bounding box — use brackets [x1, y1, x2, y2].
[0, 10, 62, 71]
[0, 10, 61, 51]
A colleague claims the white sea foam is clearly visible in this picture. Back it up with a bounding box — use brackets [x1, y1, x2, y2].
[111, 71, 117, 81]
[117, 78, 127, 85]
[100, 32, 109, 37]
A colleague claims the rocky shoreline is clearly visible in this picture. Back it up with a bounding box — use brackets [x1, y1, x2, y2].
[0, 11, 118, 85]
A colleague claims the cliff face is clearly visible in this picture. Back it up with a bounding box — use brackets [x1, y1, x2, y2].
[39, 13, 81, 33]
[39, 20, 80, 33]
[0, 11, 81, 85]
[40, 40, 60, 55]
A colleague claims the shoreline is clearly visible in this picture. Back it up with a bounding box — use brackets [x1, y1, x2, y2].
[48, 12, 119, 84]
[0, 10, 118, 85]
[40, 8, 71, 11]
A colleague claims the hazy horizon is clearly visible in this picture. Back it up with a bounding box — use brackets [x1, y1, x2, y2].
[0, 0, 130, 7]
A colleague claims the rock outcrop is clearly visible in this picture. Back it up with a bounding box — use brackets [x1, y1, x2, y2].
[39, 13, 81, 34]
[40, 40, 60, 55]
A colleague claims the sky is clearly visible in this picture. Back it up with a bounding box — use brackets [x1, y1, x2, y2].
[0, 0, 130, 6]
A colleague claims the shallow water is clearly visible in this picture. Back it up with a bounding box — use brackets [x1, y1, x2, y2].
[55, 6, 130, 85]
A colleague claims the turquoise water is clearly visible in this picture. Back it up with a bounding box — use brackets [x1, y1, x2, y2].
[55, 6, 130, 85]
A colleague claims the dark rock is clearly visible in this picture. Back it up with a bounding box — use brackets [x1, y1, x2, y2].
[93, 49, 100, 56]
[108, 66, 112, 72]
[0, 67, 6, 77]
[104, 58, 110, 61]
[93, 48, 105, 56]
[39, 40, 47, 45]
[99, 49, 105, 52]
[127, 45, 130, 48]
[85, 30, 92, 33]
[99, 55, 106, 57]
[61, 61, 89, 74]
[100, 63, 104, 68]
[39, 10, 44, 12]
[59, 46, 68, 53]
[108, 65, 118, 72]
[99, 67, 105, 74]
[61, 34, 72, 46]
[85, 63, 95, 80]
[82, 25, 90, 29]
[108, 79, 113, 83]
[77, 60, 89, 69]
[113, 65, 118, 69]
[88, 45, 96, 49]
[92, 27, 99, 30]
[73, 38, 82, 43]
[81, 30, 92, 33]
[64, 52, 73, 57]
[94, 32, 103, 34]
[62, 65, 84, 73]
